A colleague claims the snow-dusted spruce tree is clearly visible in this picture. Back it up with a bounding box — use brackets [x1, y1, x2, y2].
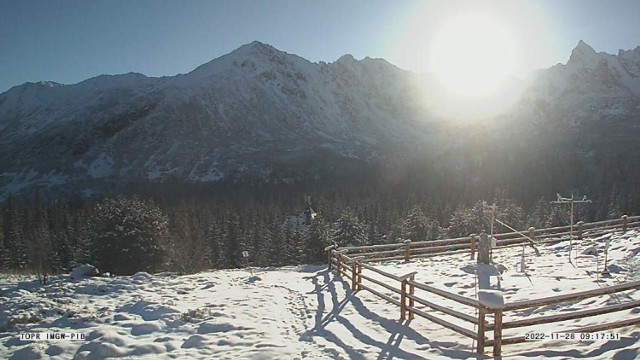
[527, 197, 552, 229]
[448, 201, 492, 238]
[448, 197, 525, 238]
[248, 213, 270, 268]
[166, 205, 209, 274]
[285, 223, 304, 265]
[401, 206, 429, 242]
[401, 206, 445, 242]
[91, 195, 168, 275]
[70, 210, 92, 267]
[1, 196, 29, 270]
[333, 210, 367, 247]
[547, 204, 571, 227]
[304, 214, 332, 263]
[492, 191, 525, 230]
[268, 217, 287, 266]
[220, 211, 244, 268]
[25, 193, 52, 279]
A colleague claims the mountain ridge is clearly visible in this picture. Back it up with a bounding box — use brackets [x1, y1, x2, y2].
[1, 40, 639, 202]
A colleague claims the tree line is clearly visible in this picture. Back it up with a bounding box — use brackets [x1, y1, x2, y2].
[1, 185, 620, 276]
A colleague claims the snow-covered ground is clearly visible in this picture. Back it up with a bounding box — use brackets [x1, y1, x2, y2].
[1, 229, 639, 359]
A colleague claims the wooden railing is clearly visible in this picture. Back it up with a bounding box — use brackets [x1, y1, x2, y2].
[406, 278, 482, 342]
[334, 215, 640, 264]
[480, 280, 640, 356]
[329, 249, 417, 319]
[330, 248, 484, 346]
[327, 215, 640, 356]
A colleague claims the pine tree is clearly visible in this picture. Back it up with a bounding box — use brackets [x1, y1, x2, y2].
[47, 204, 74, 272]
[304, 214, 332, 263]
[285, 224, 303, 265]
[249, 211, 270, 267]
[492, 192, 526, 232]
[70, 209, 93, 267]
[220, 211, 243, 268]
[2, 197, 28, 270]
[401, 206, 429, 241]
[333, 210, 366, 247]
[269, 218, 287, 266]
[548, 204, 571, 227]
[26, 191, 51, 277]
[528, 197, 551, 228]
[166, 205, 209, 274]
[206, 217, 223, 269]
[448, 201, 492, 238]
[91, 195, 168, 275]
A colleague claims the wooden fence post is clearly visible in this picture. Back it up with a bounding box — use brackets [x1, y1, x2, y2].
[493, 310, 503, 357]
[336, 253, 342, 276]
[577, 221, 584, 240]
[356, 260, 362, 291]
[409, 274, 415, 320]
[478, 289, 505, 356]
[478, 233, 491, 264]
[528, 227, 536, 244]
[350, 256, 364, 291]
[403, 240, 412, 262]
[470, 234, 477, 260]
[398, 272, 418, 321]
[326, 245, 335, 270]
[400, 279, 407, 320]
[623, 215, 628, 232]
[351, 261, 357, 291]
[477, 306, 486, 354]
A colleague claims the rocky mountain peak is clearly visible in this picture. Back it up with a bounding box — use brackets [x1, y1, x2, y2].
[568, 40, 600, 68]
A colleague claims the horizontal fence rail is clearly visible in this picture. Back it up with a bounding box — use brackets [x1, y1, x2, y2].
[326, 214, 640, 357]
[481, 279, 640, 355]
[334, 215, 639, 264]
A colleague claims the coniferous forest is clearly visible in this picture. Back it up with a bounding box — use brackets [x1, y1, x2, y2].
[0, 169, 636, 276]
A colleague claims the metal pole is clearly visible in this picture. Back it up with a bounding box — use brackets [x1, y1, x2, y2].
[551, 194, 591, 265]
[490, 204, 495, 261]
[567, 196, 574, 262]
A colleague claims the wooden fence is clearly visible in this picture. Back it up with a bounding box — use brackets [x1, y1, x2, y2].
[480, 280, 640, 356]
[327, 215, 640, 356]
[336, 215, 640, 263]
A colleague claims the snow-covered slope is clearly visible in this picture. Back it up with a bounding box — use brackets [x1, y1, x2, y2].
[1, 229, 639, 359]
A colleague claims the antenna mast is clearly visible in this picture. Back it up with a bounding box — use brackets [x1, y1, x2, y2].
[551, 194, 591, 264]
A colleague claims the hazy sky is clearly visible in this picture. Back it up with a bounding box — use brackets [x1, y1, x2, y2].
[1, 0, 640, 93]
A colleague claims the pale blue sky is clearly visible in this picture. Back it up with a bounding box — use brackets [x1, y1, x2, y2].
[1, 0, 639, 93]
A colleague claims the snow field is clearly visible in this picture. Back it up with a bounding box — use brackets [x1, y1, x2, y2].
[0, 229, 639, 359]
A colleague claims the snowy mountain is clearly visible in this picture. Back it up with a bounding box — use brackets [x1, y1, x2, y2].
[515, 40, 640, 127]
[1, 41, 639, 200]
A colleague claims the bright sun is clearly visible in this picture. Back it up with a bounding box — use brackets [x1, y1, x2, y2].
[431, 14, 516, 97]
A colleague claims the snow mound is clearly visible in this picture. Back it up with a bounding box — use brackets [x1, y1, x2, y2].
[70, 264, 99, 280]
[582, 246, 598, 255]
[478, 289, 505, 309]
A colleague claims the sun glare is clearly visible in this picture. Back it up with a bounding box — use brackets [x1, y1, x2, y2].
[430, 15, 516, 97]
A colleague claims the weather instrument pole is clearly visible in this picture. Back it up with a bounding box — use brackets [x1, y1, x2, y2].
[489, 202, 496, 261]
[242, 251, 253, 276]
[604, 238, 610, 274]
[551, 194, 591, 264]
